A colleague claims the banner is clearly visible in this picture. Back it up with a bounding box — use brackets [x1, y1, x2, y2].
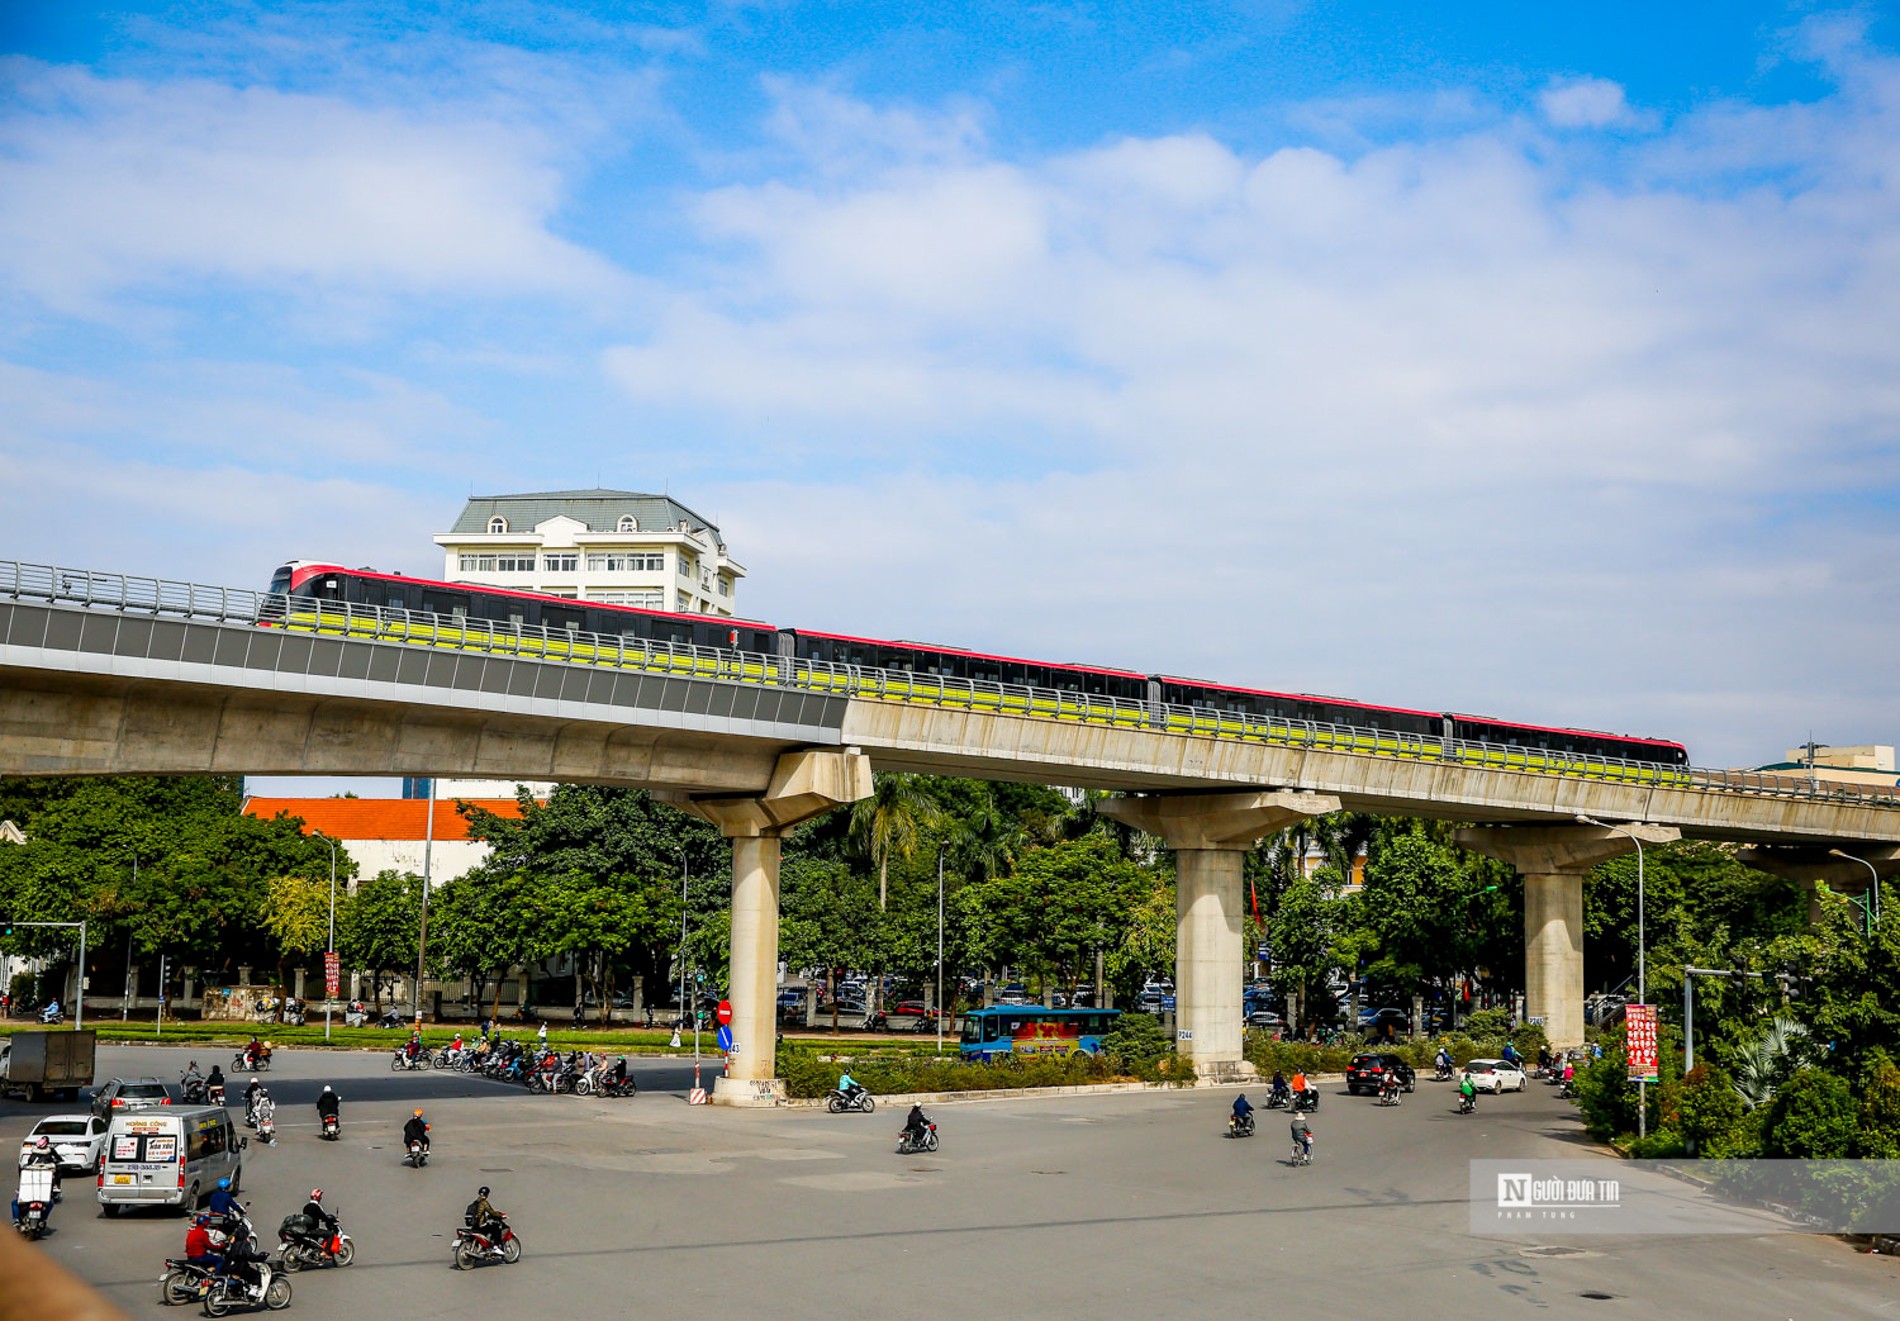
[1626, 1003, 1659, 1081]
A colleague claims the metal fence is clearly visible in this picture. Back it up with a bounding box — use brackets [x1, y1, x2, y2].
[4, 559, 1896, 809]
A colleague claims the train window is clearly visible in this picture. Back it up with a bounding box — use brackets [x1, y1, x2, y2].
[421, 590, 469, 618]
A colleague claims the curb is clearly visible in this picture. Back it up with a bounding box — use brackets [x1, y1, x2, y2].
[777, 1072, 1349, 1108]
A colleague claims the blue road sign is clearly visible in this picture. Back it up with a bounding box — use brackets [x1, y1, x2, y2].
[716, 1024, 734, 1053]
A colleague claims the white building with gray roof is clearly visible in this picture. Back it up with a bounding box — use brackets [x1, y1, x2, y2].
[433, 488, 746, 617]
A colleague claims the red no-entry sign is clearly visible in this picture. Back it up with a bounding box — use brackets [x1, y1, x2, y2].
[716, 999, 733, 1027]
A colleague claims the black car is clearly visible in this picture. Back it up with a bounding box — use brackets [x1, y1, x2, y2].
[1345, 1053, 1416, 1096]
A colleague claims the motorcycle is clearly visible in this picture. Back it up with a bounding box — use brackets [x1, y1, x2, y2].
[1458, 1092, 1477, 1115]
[825, 1088, 876, 1114]
[207, 1083, 227, 1107]
[1377, 1080, 1402, 1107]
[452, 1214, 521, 1269]
[375, 1009, 405, 1030]
[38, 1005, 63, 1026]
[232, 1050, 271, 1072]
[1227, 1111, 1256, 1138]
[391, 1047, 433, 1072]
[14, 1166, 55, 1240]
[278, 1212, 354, 1271]
[319, 1112, 340, 1141]
[1434, 1061, 1453, 1082]
[181, 1075, 209, 1105]
[1264, 1087, 1292, 1111]
[254, 1102, 277, 1146]
[1292, 1088, 1320, 1113]
[405, 1139, 430, 1169]
[158, 1257, 217, 1307]
[201, 1262, 291, 1315]
[896, 1121, 939, 1155]
[1559, 1077, 1578, 1101]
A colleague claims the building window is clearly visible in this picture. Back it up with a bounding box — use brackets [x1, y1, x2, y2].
[717, 577, 730, 596]
[592, 589, 663, 608]
[678, 556, 694, 577]
[677, 591, 692, 611]
[586, 552, 663, 572]
[543, 553, 578, 573]
[494, 553, 535, 572]
[488, 516, 507, 534]
[617, 514, 637, 532]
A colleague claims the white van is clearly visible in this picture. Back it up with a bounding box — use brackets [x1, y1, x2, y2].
[97, 1107, 244, 1215]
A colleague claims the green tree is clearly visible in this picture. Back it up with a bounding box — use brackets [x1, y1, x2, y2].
[338, 871, 422, 1009]
[260, 874, 333, 988]
[959, 836, 1150, 993]
[1765, 1068, 1857, 1158]
[848, 773, 942, 910]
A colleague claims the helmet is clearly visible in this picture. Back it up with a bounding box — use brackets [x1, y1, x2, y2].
[216, 1177, 230, 1190]
[249, 1076, 258, 1084]
[194, 1214, 210, 1227]
[478, 1186, 490, 1198]
[413, 1108, 424, 1117]
[34, 1136, 50, 1150]
[309, 1188, 323, 1202]
[321, 1084, 332, 1094]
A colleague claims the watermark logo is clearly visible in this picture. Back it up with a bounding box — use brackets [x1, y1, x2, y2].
[1495, 1172, 1621, 1216]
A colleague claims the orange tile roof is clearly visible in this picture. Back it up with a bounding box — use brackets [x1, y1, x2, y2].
[241, 798, 533, 842]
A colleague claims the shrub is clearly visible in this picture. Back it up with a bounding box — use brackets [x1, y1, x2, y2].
[1100, 1013, 1170, 1071]
[1461, 1008, 1513, 1038]
[1858, 1063, 1900, 1159]
[1676, 1064, 1746, 1156]
[1765, 1068, 1857, 1158]
[1572, 1050, 1638, 1140]
[1626, 1129, 1687, 1159]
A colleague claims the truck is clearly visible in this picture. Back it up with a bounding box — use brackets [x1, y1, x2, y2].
[0, 1029, 97, 1102]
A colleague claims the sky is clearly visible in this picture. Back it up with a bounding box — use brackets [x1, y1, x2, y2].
[2, 1, 1897, 782]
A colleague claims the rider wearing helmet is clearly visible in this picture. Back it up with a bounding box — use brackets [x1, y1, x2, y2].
[301, 1188, 339, 1241]
[243, 1076, 263, 1121]
[464, 1185, 504, 1242]
[316, 1085, 340, 1122]
[208, 1176, 243, 1223]
[184, 1214, 222, 1269]
[403, 1108, 431, 1154]
[12, 1135, 61, 1226]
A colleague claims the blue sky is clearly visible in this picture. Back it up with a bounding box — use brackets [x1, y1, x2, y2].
[3, 1, 1898, 777]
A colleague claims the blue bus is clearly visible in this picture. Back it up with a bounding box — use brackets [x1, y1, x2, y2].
[959, 1006, 1122, 1062]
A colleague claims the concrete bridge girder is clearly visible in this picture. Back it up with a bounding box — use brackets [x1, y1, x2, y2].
[1457, 824, 1681, 1048]
[1098, 792, 1342, 1080]
[655, 749, 875, 1106]
[1737, 845, 1900, 923]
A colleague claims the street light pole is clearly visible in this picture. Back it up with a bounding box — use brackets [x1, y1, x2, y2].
[936, 842, 946, 1057]
[314, 831, 338, 1043]
[1578, 814, 1647, 1139]
[1828, 849, 1881, 933]
[122, 852, 137, 1021]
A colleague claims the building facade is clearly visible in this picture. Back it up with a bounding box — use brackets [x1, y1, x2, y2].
[241, 796, 536, 885]
[433, 489, 745, 617]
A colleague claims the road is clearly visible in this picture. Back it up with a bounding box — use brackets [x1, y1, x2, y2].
[7, 1044, 1898, 1318]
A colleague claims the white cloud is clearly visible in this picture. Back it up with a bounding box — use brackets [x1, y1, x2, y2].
[600, 58, 1900, 767]
[0, 60, 627, 317]
[1539, 76, 1636, 129]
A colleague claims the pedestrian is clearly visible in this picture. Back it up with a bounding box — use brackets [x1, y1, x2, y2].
[536, 1020, 548, 1046]
[481, 1017, 492, 1043]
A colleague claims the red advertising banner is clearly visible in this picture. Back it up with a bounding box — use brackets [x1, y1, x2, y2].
[1626, 1003, 1659, 1081]
[323, 951, 340, 999]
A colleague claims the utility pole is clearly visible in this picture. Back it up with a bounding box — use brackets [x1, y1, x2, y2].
[414, 779, 435, 1027]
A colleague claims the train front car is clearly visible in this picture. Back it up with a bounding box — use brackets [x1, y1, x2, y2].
[1447, 714, 1689, 768]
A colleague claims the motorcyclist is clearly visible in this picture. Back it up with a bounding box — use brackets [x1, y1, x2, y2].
[1231, 1093, 1254, 1130]
[243, 1077, 265, 1125]
[403, 1108, 432, 1155]
[316, 1084, 340, 1124]
[243, 1035, 262, 1067]
[1269, 1071, 1290, 1106]
[1379, 1069, 1401, 1100]
[39, 998, 60, 1022]
[301, 1188, 339, 1245]
[1291, 1069, 1311, 1107]
[181, 1060, 206, 1099]
[205, 1064, 226, 1101]
[464, 1185, 505, 1243]
[607, 1055, 629, 1088]
[1435, 1045, 1453, 1077]
[1290, 1111, 1313, 1160]
[207, 1176, 244, 1225]
[406, 1028, 423, 1061]
[902, 1103, 931, 1147]
[12, 1136, 61, 1227]
[183, 1215, 222, 1270]
[837, 1071, 865, 1106]
[1459, 1070, 1478, 1110]
[1501, 1040, 1521, 1069]
[216, 1227, 269, 1299]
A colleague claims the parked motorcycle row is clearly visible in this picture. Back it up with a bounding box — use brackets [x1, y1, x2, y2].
[406, 1041, 638, 1098]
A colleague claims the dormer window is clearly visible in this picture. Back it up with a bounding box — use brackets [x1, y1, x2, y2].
[488, 516, 507, 534]
[617, 514, 637, 532]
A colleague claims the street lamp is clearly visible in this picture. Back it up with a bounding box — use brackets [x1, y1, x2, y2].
[313, 831, 339, 1043]
[122, 852, 137, 1021]
[1577, 814, 1649, 1139]
[936, 842, 946, 1057]
[1827, 849, 1881, 934]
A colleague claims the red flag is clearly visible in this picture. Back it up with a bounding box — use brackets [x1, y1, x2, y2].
[1249, 875, 1261, 926]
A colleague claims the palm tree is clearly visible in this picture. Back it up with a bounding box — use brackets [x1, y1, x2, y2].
[848, 774, 942, 910]
[945, 792, 1022, 885]
[1732, 1015, 1812, 1109]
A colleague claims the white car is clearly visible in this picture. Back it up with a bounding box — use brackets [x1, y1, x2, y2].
[1464, 1059, 1528, 1094]
[19, 1114, 110, 1173]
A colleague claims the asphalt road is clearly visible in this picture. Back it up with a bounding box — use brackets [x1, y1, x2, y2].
[8, 1044, 1899, 1319]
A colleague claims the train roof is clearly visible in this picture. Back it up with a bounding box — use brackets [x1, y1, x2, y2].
[1446, 712, 1686, 752]
[789, 627, 1146, 681]
[1156, 675, 1441, 721]
[278, 562, 777, 631]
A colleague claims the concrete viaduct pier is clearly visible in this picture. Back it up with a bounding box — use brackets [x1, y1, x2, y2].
[7, 565, 1900, 1094]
